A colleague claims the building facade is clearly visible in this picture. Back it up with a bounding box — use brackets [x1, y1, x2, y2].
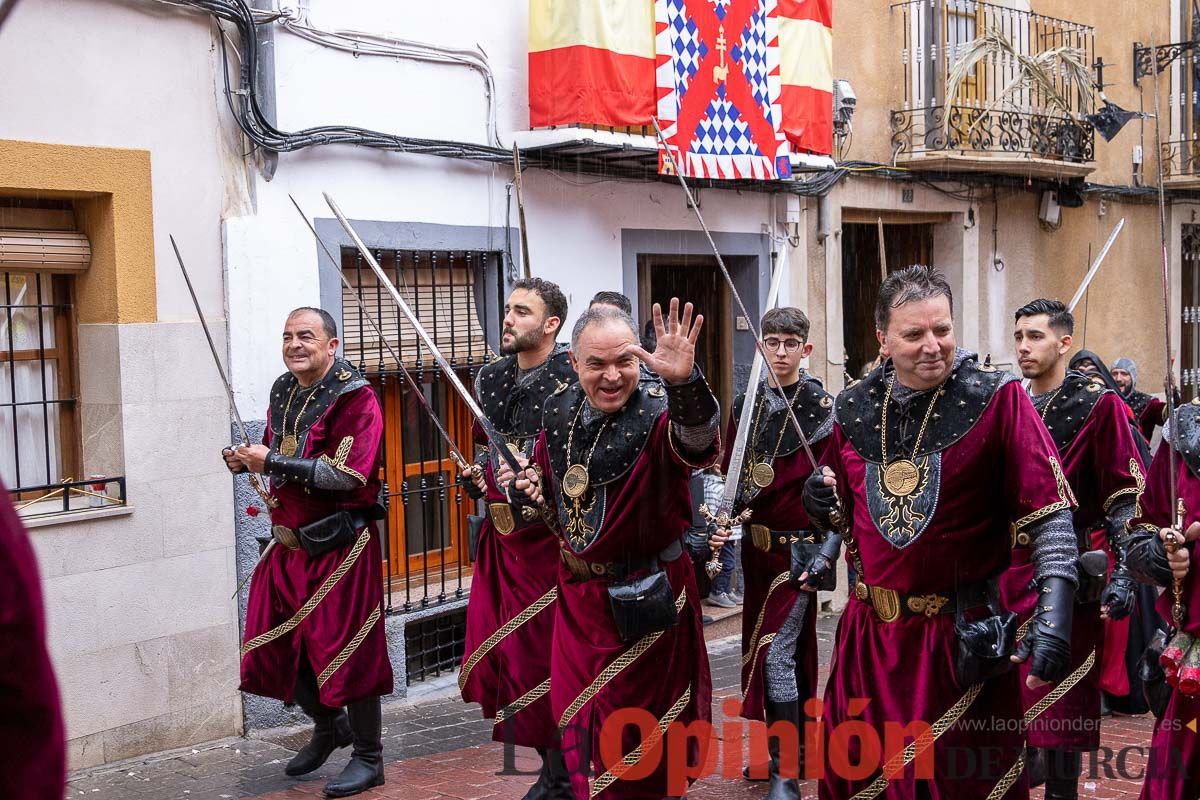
[1, 0, 1194, 771]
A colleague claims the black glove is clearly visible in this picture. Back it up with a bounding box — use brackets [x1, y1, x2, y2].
[802, 469, 837, 530]
[792, 533, 842, 591]
[1013, 576, 1075, 684]
[1125, 526, 1173, 587]
[457, 469, 486, 501]
[506, 468, 542, 510]
[1100, 572, 1136, 620]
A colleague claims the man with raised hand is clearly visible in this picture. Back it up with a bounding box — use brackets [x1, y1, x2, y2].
[803, 267, 1078, 800]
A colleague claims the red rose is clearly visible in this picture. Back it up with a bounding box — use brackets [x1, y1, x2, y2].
[246, 505, 261, 518]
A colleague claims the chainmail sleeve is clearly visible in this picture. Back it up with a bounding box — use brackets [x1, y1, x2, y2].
[1029, 507, 1080, 586]
[665, 367, 720, 460]
[313, 458, 363, 491]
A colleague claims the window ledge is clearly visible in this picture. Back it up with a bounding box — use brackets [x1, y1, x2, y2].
[21, 504, 134, 529]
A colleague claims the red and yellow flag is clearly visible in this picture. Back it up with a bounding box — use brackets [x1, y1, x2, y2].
[779, 0, 832, 155]
[528, 0, 656, 128]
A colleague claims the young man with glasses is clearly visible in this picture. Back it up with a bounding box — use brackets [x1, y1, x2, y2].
[717, 306, 838, 800]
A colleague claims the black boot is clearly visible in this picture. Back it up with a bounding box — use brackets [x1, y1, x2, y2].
[1025, 746, 1046, 788]
[543, 748, 573, 799]
[765, 700, 801, 800]
[1043, 749, 1081, 800]
[521, 748, 551, 800]
[323, 697, 384, 798]
[286, 666, 352, 777]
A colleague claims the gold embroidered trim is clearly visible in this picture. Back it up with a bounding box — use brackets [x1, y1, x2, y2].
[986, 751, 1025, 800]
[742, 573, 790, 666]
[559, 589, 688, 728]
[851, 682, 983, 800]
[319, 435, 366, 485]
[496, 678, 552, 724]
[589, 685, 692, 798]
[241, 529, 371, 657]
[458, 586, 557, 691]
[317, 605, 381, 688]
[1013, 500, 1068, 533]
[1024, 648, 1096, 724]
[1103, 486, 1140, 513]
[1131, 458, 1146, 518]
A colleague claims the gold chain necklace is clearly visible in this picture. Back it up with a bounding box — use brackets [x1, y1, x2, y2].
[745, 381, 801, 489]
[279, 382, 321, 457]
[1037, 385, 1064, 422]
[560, 402, 611, 544]
[880, 373, 944, 497]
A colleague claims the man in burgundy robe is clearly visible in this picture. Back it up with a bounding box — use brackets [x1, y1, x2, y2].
[718, 306, 836, 800]
[0, 482, 65, 800]
[1003, 299, 1143, 800]
[226, 307, 392, 798]
[458, 277, 575, 799]
[510, 299, 719, 799]
[1124, 401, 1200, 800]
[803, 267, 1080, 800]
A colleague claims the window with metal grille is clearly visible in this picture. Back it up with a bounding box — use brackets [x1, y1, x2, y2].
[1, 269, 80, 497]
[404, 609, 467, 686]
[340, 247, 501, 615]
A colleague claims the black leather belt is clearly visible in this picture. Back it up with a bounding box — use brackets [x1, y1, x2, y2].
[854, 579, 989, 623]
[561, 540, 683, 582]
[748, 524, 814, 553]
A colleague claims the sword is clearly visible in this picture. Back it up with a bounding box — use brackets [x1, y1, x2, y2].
[1147, 38, 1186, 626]
[0, 0, 21, 34]
[323, 193, 526, 481]
[513, 143, 532, 279]
[651, 118, 819, 472]
[698, 246, 789, 575]
[169, 236, 278, 512]
[288, 195, 468, 471]
[1066, 218, 1125, 313]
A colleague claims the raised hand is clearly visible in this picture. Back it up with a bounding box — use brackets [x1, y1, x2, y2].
[625, 298, 703, 385]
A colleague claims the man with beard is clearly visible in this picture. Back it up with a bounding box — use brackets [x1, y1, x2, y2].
[458, 277, 575, 799]
[1121, 407, 1200, 800]
[716, 306, 836, 800]
[1004, 299, 1142, 800]
[1112, 357, 1171, 443]
[803, 266, 1079, 800]
[509, 299, 719, 799]
[226, 308, 391, 798]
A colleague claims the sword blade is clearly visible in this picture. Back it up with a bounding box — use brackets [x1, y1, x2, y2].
[717, 246, 789, 518]
[322, 193, 525, 477]
[513, 143, 532, 279]
[170, 235, 252, 445]
[651, 117, 819, 471]
[288, 195, 468, 469]
[1067, 218, 1125, 313]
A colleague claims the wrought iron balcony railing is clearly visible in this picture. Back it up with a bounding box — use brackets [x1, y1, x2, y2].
[890, 0, 1095, 165]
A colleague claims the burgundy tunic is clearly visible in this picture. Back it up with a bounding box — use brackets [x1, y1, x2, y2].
[240, 380, 394, 707]
[0, 482, 65, 800]
[1130, 427, 1200, 800]
[820, 370, 1068, 800]
[459, 448, 561, 749]
[999, 385, 1142, 750]
[533, 408, 715, 800]
[721, 378, 833, 722]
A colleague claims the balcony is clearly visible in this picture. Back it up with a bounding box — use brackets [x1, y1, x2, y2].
[1156, 43, 1200, 188]
[889, 0, 1096, 179]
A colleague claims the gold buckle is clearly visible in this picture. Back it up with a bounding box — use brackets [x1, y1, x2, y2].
[906, 593, 949, 617]
[560, 549, 591, 580]
[272, 525, 300, 550]
[867, 584, 902, 623]
[750, 524, 771, 552]
[489, 503, 516, 535]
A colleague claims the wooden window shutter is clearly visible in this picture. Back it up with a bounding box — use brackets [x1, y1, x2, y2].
[342, 250, 490, 370]
[0, 229, 91, 272]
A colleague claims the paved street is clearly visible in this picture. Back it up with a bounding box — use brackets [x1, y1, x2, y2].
[66, 615, 1157, 800]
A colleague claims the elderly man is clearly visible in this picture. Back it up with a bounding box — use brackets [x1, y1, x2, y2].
[803, 267, 1079, 800]
[458, 277, 575, 799]
[1005, 299, 1143, 800]
[508, 299, 719, 799]
[225, 307, 390, 798]
[1112, 357, 1171, 443]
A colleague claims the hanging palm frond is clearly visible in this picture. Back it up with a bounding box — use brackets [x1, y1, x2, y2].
[942, 27, 1094, 139]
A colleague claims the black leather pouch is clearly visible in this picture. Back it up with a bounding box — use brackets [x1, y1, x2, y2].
[298, 511, 357, 558]
[954, 593, 1017, 686]
[607, 568, 678, 643]
[1140, 628, 1172, 720]
[468, 514, 484, 562]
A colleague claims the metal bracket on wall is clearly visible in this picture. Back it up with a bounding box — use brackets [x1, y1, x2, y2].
[1133, 40, 1200, 81]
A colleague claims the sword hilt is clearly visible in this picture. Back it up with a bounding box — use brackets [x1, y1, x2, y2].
[699, 503, 751, 577]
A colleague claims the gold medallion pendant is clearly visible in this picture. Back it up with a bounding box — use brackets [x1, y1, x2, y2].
[279, 435, 299, 458]
[883, 459, 920, 497]
[506, 441, 523, 457]
[750, 461, 775, 489]
[562, 464, 590, 499]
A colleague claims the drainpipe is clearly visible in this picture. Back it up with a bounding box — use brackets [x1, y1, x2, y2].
[253, 0, 279, 180]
